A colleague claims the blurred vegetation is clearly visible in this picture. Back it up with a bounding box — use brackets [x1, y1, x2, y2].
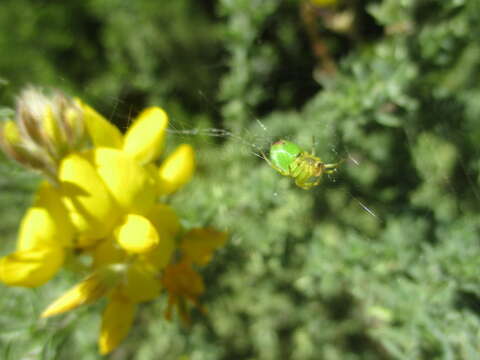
[1, 0, 480, 359]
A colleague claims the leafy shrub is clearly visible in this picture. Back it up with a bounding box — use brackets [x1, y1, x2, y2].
[1, 0, 480, 358]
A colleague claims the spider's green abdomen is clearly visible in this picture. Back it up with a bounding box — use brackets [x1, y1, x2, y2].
[269, 140, 302, 174]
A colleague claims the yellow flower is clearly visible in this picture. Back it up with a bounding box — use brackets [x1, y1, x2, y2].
[0, 247, 65, 287]
[54, 105, 186, 246]
[92, 148, 157, 215]
[91, 237, 126, 268]
[140, 204, 180, 270]
[41, 270, 114, 318]
[78, 100, 123, 149]
[99, 292, 136, 355]
[117, 262, 162, 302]
[122, 107, 168, 164]
[77, 102, 190, 199]
[0, 89, 225, 355]
[158, 144, 195, 195]
[162, 261, 206, 325]
[18, 181, 74, 250]
[0, 181, 72, 287]
[58, 151, 120, 246]
[161, 228, 227, 324]
[115, 214, 160, 254]
[40, 260, 160, 316]
[38, 98, 196, 349]
[180, 228, 227, 266]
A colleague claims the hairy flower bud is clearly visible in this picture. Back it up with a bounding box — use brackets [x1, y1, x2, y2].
[0, 87, 89, 181]
[0, 120, 46, 171]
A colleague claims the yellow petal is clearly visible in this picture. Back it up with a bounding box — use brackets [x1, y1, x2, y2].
[0, 247, 64, 287]
[146, 204, 181, 238]
[99, 294, 136, 355]
[115, 214, 159, 254]
[181, 228, 227, 266]
[41, 272, 110, 318]
[162, 262, 206, 324]
[59, 152, 120, 245]
[43, 106, 64, 146]
[92, 237, 126, 268]
[92, 148, 157, 215]
[123, 107, 168, 164]
[77, 99, 123, 149]
[18, 181, 74, 251]
[162, 261, 205, 298]
[139, 204, 179, 270]
[139, 235, 174, 271]
[118, 263, 161, 303]
[157, 144, 195, 195]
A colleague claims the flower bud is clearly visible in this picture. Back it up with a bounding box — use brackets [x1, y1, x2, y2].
[0, 87, 89, 181]
[0, 120, 48, 171]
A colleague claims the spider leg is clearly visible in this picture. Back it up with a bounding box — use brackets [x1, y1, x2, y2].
[260, 151, 270, 163]
[323, 159, 345, 174]
[311, 136, 317, 156]
[324, 167, 338, 175]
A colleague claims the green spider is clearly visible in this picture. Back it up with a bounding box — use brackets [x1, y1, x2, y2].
[262, 139, 341, 190]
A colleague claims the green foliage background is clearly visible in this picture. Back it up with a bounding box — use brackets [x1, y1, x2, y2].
[1, 0, 480, 358]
